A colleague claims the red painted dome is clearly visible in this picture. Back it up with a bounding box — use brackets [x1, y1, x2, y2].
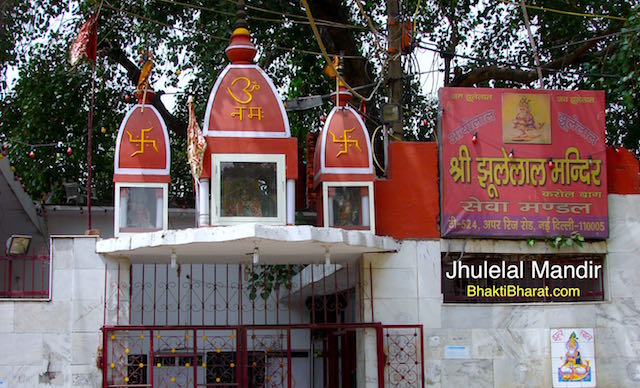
[313, 105, 374, 187]
[203, 24, 289, 138]
[114, 102, 171, 182]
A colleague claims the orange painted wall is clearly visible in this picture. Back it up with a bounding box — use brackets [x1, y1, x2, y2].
[374, 141, 440, 239]
[607, 146, 640, 194]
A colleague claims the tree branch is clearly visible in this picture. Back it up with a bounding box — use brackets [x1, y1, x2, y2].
[308, 0, 375, 89]
[104, 44, 187, 136]
[450, 30, 618, 87]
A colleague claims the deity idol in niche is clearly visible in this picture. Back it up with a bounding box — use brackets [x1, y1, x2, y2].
[558, 332, 591, 381]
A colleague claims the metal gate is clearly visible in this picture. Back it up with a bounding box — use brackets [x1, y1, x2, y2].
[102, 263, 423, 387]
[102, 324, 423, 387]
[103, 326, 291, 387]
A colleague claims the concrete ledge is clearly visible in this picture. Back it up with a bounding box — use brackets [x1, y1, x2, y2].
[96, 224, 398, 264]
[441, 238, 607, 255]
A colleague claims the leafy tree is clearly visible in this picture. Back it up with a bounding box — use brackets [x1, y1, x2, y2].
[0, 0, 638, 207]
[422, 0, 639, 150]
[0, 0, 389, 205]
[0, 35, 125, 204]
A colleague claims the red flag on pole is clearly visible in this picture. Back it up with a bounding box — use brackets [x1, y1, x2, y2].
[69, 9, 100, 231]
[70, 13, 98, 66]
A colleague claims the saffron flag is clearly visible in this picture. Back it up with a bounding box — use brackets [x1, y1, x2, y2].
[70, 13, 98, 66]
[137, 58, 154, 91]
[187, 96, 207, 181]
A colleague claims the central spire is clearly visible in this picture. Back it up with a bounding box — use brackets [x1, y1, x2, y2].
[225, 0, 257, 64]
[234, 0, 248, 30]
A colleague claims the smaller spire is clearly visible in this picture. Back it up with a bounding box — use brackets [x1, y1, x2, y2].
[225, 0, 257, 64]
[330, 56, 351, 106]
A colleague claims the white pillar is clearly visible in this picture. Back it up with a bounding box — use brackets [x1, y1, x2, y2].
[361, 195, 370, 227]
[155, 193, 163, 229]
[327, 196, 334, 227]
[194, 181, 200, 226]
[119, 191, 128, 229]
[286, 179, 295, 225]
[199, 178, 210, 226]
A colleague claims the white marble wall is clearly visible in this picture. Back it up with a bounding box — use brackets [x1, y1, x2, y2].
[1, 195, 638, 387]
[365, 194, 640, 387]
[0, 237, 107, 388]
[595, 194, 640, 387]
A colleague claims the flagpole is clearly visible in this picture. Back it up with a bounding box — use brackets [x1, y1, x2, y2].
[87, 60, 95, 231]
[70, 5, 100, 233]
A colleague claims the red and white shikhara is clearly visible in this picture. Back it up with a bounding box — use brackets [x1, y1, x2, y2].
[313, 82, 375, 233]
[197, 24, 298, 226]
[114, 22, 298, 232]
[112, 21, 377, 234]
[113, 90, 171, 236]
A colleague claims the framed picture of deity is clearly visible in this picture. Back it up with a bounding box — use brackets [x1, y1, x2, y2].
[321, 181, 375, 233]
[211, 153, 286, 225]
[114, 183, 168, 236]
[502, 93, 551, 144]
[550, 328, 596, 387]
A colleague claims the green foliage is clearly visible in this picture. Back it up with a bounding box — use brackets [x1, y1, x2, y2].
[0, 40, 124, 204]
[246, 264, 303, 300]
[544, 232, 586, 249]
[1, 0, 407, 204]
[583, 5, 640, 152]
[527, 232, 586, 249]
[1, 0, 639, 207]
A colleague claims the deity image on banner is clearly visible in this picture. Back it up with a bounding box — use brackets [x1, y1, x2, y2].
[550, 328, 596, 387]
[502, 93, 551, 144]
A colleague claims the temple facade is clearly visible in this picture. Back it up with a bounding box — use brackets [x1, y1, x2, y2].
[1, 11, 640, 388]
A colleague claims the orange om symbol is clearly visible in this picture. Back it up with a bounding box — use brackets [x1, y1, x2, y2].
[227, 77, 261, 104]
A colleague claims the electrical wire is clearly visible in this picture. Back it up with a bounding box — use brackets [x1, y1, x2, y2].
[518, 0, 544, 88]
[271, 45, 366, 59]
[12, 141, 60, 148]
[500, 0, 628, 22]
[103, 2, 373, 60]
[237, 0, 367, 30]
[104, 1, 229, 41]
[154, 0, 367, 30]
[411, 0, 422, 37]
[454, 125, 608, 159]
[316, 0, 389, 101]
[300, 0, 385, 102]
[301, 0, 388, 102]
[417, 43, 622, 79]
[354, 0, 383, 54]
[545, 25, 640, 50]
[224, 0, 308, 21]
[370, 125, 385, 172]
[155, 0, 235, 17]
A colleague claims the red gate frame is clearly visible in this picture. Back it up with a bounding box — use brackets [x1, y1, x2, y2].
[102, 323, 424, 388]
